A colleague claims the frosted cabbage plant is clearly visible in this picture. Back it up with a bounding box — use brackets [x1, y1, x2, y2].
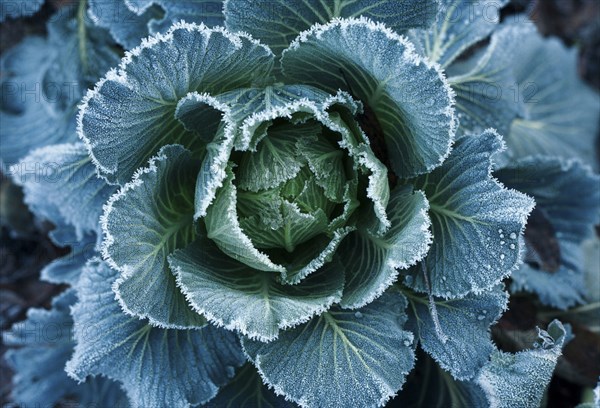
[2, 0, 599, 407]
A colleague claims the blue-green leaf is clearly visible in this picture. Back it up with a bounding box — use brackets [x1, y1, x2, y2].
[0, 5, 120, 166]
[13, 143, 117, 240]
[448, 23, 519, 136]
[495, 156, 600, 309]
[207, 363, 297, 408]
[67, 259, 246, 408]
[397, 351, 488, 408]
[79, 22, 273, 185]
[170, 238, 344, 341]
[501, 20, 600, 168]
[224, 0, 438, 56]
[89, 0, 225, 49]
[404, 130, 535, 298]
[405, 285, 508, 380]
[282, 17, 456, 178]
[475, 320, 568, 408]
[0, 0, 43, 21]
[3, 290, 129, 408]
[339, 185, 431, 309]
[243, 290, 415, 408]
[408, 0, 510, 68]
[102, 145, 205, 329]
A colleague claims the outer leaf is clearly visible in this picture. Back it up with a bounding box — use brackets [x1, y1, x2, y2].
[0, 0, 43, 21]
[448, 23, 519, 136]
[398, 351, 488, 408]
[224, 0, 438, 55]
[41, 232, 98, 285]
[79, 22, 274, 185]
[404, 130, 535, 298]
[339, 185, 432, 309]
[502, 21, 600, 168]
[282, 17, 456, 178]
[67, 259, 246, 408]
[170, 238, 344, 342]
[476, 320, 568, 408]
[243, 290, 415, 408]
[89, 0, 225, 49]
[495, 156, 600, 309]
[102, 145, 205, 329]
[13, 143, 117, 240]
[408, 0, 510, 68]
[3, 290, 129, 408]
[405, 286, 509, 380]
[0, 5, 119, 165]
[207, 363, 297, 408]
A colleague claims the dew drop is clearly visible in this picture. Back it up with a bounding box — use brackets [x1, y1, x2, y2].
[485, 264, 491, 270]
[445, 291, 451, 298]
[500, 240, 505, 245]
[500, 234, 505, 239]
[509, 243, 516, 250]
[403, 339, 412, 347]
[442, 276, 447, 281]
[226, 365, 235, 378]
[500, 254, 505, 260]
[354, 311, 363, 319]
[509, 232, 517, 240]
[477, 315, 486, 321]
[498, 229, 503, 234]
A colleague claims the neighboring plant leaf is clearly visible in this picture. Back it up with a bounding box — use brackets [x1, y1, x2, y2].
[475, 320, 568, 408]
[78, 22, 274, 185]
[3, 290, 129, 408]
[103, 145, 206, 329]
[501, 20, 600, 169]
[405, 285, 509, 380]
[339, 185, 432, 309]
[66, 259, 246, 408]
[404, 130, 534, 298]
[281, 17, 456, 179]
[224, 0, 438, 55]
[243, 290, 415, 408]
[207, 363, 297, 408]
[496, 156, 600, 309]
[13, 143, 117, 240]
[41, 232, 98, 285]
[0, 5, 120, 166]
[89, 0, 225, 49]
[0, 0, 43, 21]
[408, 0, 510, 68]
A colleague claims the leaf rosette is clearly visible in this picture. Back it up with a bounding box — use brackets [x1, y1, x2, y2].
[67, 8, 539, 407]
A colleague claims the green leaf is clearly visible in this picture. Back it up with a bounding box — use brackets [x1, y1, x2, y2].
[169, 238, 344, 342]
[3, 290, 129, 408]
[14, 143, 117, 240]
[89, 0, 226, 49]
[408, 0, 510, 68]
[102, 145, 206, 329]
[501, 21, 600, 168]
[397, 350, 488, 408]
[224, 0, 438, 56]
[404, 130, 535, 298]
[204, 165, 285, 272]
[67, 259, 246, 408]
[405, 286, 509, 380]
[243, 290, 415, 408]
[79, 22, 274, 185]
[448, 24, 519, 136]
[496, 156, 600, 309]
[475, 320, 568, 408]
[0, 5, 120, 165]
[339, 185, 432, 309]
[282, 17, 456, 178]
[207, 364, 297, 408]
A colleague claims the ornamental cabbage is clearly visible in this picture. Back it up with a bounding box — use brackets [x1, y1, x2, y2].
[3, 1, 599, 407]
